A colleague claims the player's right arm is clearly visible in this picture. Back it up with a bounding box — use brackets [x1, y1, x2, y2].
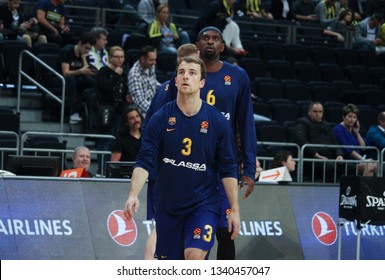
[124, 167, 149, 220]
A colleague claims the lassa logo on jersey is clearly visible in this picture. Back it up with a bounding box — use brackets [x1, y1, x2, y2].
[311, 212, 337, 246]
[107, 210, 137, 247]
[224, 75, 231, 85]
[200, 121, 209, 133]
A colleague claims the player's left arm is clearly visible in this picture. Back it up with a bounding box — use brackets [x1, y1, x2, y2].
[236, 71, 257, 198]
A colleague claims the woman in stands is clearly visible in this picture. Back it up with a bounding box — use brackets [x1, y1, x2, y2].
[148, 3, 189, 54]
[332, 103, 377, 177]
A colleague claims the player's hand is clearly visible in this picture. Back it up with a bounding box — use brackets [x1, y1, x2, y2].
[227, 208, 240, 240]
[240, 175, 255, 199]
[124, 195, 139, 220]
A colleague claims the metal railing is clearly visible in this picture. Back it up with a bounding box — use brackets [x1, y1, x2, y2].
[17, 50, 66, 133]
[299, 144, 381, 183]
[0, 131, 20, 170]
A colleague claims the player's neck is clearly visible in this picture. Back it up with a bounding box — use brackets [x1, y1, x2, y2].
[204, 59, 223, 72]
[177, 95, 202, 117]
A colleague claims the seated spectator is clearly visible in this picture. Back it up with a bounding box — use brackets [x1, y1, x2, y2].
[291, 0, 319, 23]
[128, 45, 159, 118]
[138, 0, 165, 25]
[72, 146, 93, 177]
[110, 106, 142, 162]
[270, 0, 294, 20]
[323, 8, 354, 43]
[375, 20, 385, 54]
[270, 150, 296, 181]
[194, 0, 247, 57]
[240, 0, 274, 20]
[353, 13, 383, 52]
[366, 112, 385, 151]
[270, 150, 296, 172]
[96, 46, 129, 173]
[332, 104, 377, 177]
[148, 4, 190, 54]
[314, 0, 341, 27]
[294, 102, 345, 182]
[56, 32, 97, 124]
[88, 27, 109, 70]
[0, 0, 47, 47]
[36, 0, 73, 46]
[339, 0, 361, 23]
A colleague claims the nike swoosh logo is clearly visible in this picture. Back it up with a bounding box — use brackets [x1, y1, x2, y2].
[166, 128, 175, 132]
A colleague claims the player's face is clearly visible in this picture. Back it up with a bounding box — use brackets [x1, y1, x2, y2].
[175, 61, 205, 95]
[73, 148, 91, 170]
[196, 30, 225, 60]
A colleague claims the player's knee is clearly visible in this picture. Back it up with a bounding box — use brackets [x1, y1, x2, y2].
[184, 248, 207, 260]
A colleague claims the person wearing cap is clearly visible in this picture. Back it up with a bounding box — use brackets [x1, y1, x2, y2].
[196, 26, 256, 259]
[194, 0, 247, 56]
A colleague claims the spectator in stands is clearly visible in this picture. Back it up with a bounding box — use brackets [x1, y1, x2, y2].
[339, 0, 361, 23]
[36, 0, 72, 46]
[294, 102, 345, 182]
[366, 0, 385, 17]
[332, 103, 377, 177]
[353, 13, 383, 52]
[323, 8, 354, 43]
[366, 112, 385, 151]
[314, 0, 341, 27]
[270, 150, 296, 172]
[88, 27, 109, 70]
[375, 19, 385, 54]
[56, 32, 97, 124]
[110, 106, 142, 162]
[96, 46, 129, 135]
[148, 4, 190, 54]
[138, 0, 166, 25]
[240, 0, 274, 20]
[127, 45, 160, 118]
[194, 0, 247, 57]
[96, 46, 129, 173]
[270, 0, 294, 20]
[0, 0, 47, 47]
[291, 0, 319, 23]
[72, 146, 93, 177]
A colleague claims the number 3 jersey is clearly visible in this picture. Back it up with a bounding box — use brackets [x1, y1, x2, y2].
[135, 100, 238, 216]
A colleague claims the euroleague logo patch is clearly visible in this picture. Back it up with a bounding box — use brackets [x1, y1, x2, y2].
[311, 212, 337, 246]
[107, 210, 137, 246]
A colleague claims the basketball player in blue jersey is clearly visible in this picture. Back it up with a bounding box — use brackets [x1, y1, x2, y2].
[124, 56, 240, 260]
[142, 44, 200, 259]
[196, 26, 257, 260]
